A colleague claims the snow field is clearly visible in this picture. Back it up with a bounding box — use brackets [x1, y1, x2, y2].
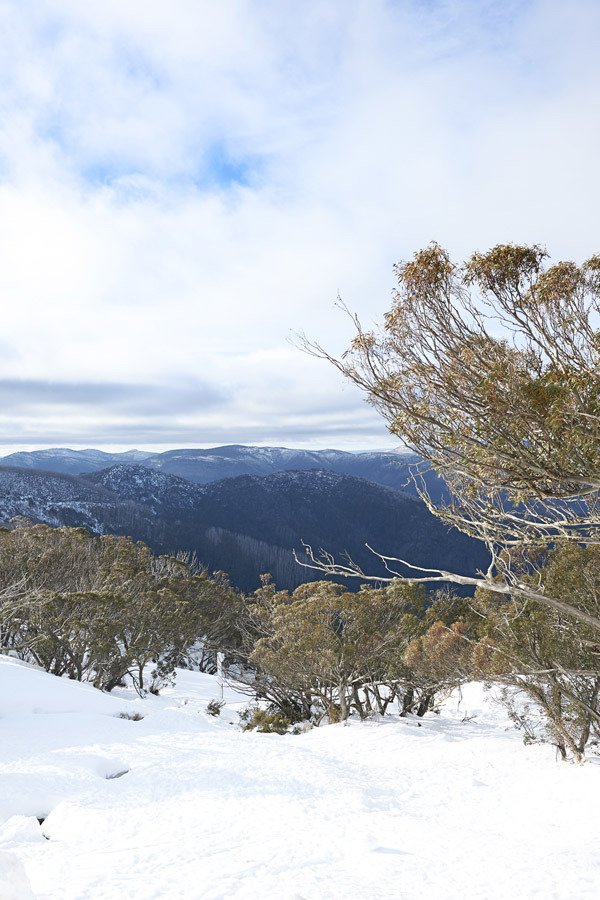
[1, 657, 599, 899]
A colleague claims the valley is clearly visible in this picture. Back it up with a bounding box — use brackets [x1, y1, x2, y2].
[0, 447, 485, 592]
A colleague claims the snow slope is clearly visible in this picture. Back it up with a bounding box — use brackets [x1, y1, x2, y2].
[1, 656, 599, 900]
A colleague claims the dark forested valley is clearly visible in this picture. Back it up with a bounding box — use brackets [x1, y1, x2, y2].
[0, 451, 484, 592]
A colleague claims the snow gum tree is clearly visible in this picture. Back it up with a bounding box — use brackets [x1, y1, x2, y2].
[240, 578, 467, 722]
[301, 243, 600, 633]
[0, 520, 240, 694]
[469, 544, 600, 761]
[404, 621, 474, 715]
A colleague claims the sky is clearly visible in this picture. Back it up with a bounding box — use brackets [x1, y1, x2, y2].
[0, 0, 599, 454]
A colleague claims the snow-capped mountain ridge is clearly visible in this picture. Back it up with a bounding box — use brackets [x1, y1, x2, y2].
[0, 444, 443, 499]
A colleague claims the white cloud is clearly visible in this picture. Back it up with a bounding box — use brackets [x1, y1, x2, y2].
[0, 0, 598, 451]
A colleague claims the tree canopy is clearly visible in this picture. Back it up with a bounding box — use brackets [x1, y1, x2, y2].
[302, 243, 600, 632]
[0, 519, 240, 693]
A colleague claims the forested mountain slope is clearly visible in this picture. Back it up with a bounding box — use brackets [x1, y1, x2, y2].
[0, 467, 152, 534]
[0, 464, 485, 592]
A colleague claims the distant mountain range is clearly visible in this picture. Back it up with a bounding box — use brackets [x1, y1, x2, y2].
[0, 462, 485, 593]
[0, 444, 446, 502]
[0, 447, 154, 474]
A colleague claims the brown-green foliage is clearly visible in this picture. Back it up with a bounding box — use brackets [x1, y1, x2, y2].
[304, 244, 600, 632]
[0, 519, 240, 693]
[470, 544, 600, 761]
[336, 243, 600, 519]
[240, 707, 291, 734]
[237, 578, 468, 722]
[298, 242, 600, 757]
[404, 621, 474, 715]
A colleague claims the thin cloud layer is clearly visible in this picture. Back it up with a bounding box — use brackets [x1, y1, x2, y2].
[0, 377, 227, 413]
[0, 1, 598, 450]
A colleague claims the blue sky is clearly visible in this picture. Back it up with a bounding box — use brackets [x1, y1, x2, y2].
[0, 0, 599, 452]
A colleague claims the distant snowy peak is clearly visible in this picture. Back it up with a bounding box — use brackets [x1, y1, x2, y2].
[86, 464, 191, 492]
[142, 446, 440, 498]
[83, 465, 205, 514]
[0, 448, 153, 475]
[85, 464, 406, 507]
[144, 445, 345, 480]
[209, 466, 413, 498]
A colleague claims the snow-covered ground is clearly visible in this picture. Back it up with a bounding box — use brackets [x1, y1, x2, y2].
[1, 656, 599, 900]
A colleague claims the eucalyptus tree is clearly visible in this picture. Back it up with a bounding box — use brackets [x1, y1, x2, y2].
[301, 243, 600, 631]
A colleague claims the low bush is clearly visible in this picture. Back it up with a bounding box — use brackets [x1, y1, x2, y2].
[240, 706, 291, 734]
[206, 699, 225, 717]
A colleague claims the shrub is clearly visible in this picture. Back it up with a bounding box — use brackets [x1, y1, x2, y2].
[240, 707, 291, 734]
[206, 699, 225, 717]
